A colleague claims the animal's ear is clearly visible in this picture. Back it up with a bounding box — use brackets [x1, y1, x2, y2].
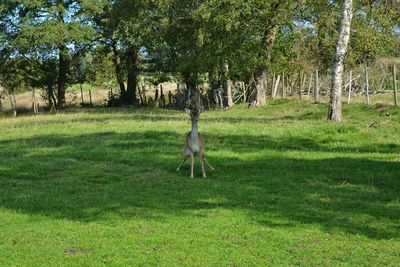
[198, 107, 204, 113]
[184, 108, 191, 114]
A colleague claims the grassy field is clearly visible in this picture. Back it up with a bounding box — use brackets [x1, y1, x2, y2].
[0, 101, 399, 266]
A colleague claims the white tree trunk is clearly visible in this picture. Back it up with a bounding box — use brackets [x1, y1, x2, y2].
[365, 67, 370, 105]
[328, 0, 353, 122]
[222, 60, 233, 108]
[347, 70, 352, 104]
[273, 75, 281, 99]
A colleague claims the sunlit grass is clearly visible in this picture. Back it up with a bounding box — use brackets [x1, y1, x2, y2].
[0, 101, 399, 266]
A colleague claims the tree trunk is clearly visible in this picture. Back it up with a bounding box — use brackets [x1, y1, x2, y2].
[249, 69, 268, 107]
[111, 40, 126, 98]
[142, 85, 147, 104]
[57, 45, 69, 109]
[7, 94, 17, 117]
[271, 72, 276, 98]
[160, 84, 166, 108]
[249, 21, 278, 107]
[273, 74, 281, 99]
[185, 72, 199, 107]
[47, 85, 55, 111]
[222, 60, 233, 108]
[328, 0, 353, 122]
[347, 70, 352, 104]
[126, 48, 138, 105]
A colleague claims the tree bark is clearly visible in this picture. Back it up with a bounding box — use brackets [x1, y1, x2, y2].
[8, 94, 17, 117]
[185, 72, 199, 107]
[347, 70, 352, 104]
[111, 40, 126, 99]
[249, 18, 278, 107]
[273, 74, 281, 99]
[249, 68, 268, 107]
[126, 48, 138, 105]
[47, 85, 55, 111]
[57, 45, 69, 109]
[328, 0, 353, 122]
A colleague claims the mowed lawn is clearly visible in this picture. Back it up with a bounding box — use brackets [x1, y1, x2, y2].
[0, 101, 399, 266]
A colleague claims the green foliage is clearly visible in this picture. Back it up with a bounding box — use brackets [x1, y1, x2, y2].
[0, 58, 27, 95]
[0, 0, 399, 103]
[85, 51, 116, 87]
[0, 0, 104, 107]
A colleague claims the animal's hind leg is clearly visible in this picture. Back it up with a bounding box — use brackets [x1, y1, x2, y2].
[200, 155, 206, 178]
[176, 156, 188, 171]
[203, 156, 215, 170]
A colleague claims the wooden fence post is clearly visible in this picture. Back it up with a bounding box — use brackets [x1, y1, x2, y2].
[155, 88, 159, 107]
[142, 85, 147, 104]
[32, 88, 38, 114]
[168, 90, 173, 108]
[347, 70, 352, 104]
[314, 69, 319, 103]
[299, 70, 303, 99]
[242, 82, 247, 102]
[89, 89, 93, 107]
[365, 67, 370, 106]
[393, 65, 398, 107]
[281, 72, 285, 99]
[80, 84, 84, 105]
[160, 84, 166, 108]
[307, 73, 312, 97]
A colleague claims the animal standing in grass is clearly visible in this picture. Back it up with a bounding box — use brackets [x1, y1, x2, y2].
[176, 107, 215, 178]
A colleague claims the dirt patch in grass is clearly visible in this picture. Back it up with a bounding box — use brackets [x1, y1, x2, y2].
[375, 103, 389, 112]
[63, 248, 92, 256]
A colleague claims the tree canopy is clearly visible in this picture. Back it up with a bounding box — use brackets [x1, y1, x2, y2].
[0, 0, 399, 110]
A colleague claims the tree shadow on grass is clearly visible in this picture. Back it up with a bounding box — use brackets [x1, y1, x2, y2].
[1, 128, 399, 155]
[2, 105, 352, 128]
[0, 131, 399, 240]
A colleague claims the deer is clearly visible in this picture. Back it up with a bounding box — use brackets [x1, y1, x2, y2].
[176, 107, 215, 178]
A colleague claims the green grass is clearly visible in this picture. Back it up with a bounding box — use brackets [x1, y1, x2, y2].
[0, 101, 399, 266]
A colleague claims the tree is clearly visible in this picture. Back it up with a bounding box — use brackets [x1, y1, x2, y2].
[93, 1, 127, 100]
[328, 0, 353, 122]
[92, 0, 159, 105]
[0, 57, 27, 116]
[159, 0, 204, 94]
[1, 1, 102, 109]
